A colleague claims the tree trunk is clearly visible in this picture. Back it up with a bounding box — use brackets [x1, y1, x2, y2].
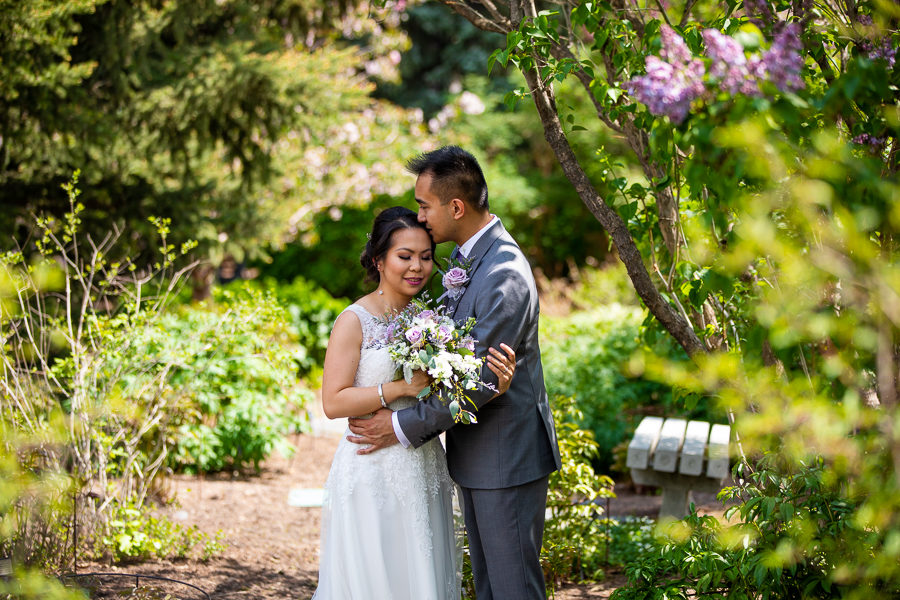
[520, 66, 705, 357]
[191, 264, 215, 302]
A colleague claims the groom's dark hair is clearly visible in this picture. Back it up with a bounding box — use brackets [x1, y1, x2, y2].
[406, 146, 489, 211]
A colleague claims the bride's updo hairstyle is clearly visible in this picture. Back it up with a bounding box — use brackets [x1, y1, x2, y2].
[360, 206, 435, 283]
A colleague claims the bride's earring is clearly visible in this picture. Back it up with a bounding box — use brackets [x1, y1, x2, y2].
[378, 289, 384, 295]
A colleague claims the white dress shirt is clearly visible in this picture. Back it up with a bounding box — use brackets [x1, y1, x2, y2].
[392, 215, 500, 448]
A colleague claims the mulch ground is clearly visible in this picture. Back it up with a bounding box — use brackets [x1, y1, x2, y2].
[76, 430, 725, 600]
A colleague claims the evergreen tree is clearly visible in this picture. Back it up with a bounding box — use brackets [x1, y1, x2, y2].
[0, 0, 409, 284]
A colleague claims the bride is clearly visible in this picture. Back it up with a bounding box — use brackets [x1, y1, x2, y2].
[311, 206, 516, 600]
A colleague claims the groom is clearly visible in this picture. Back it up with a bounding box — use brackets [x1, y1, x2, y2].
[348, 145, 561, 599]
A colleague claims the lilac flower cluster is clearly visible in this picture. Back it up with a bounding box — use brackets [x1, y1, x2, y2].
[624, 26, 705, 122]
[852, 133, 886, 151]
[867, 37, 897, 68]
[763, 24, 805, 92]
[626, 23, 806, 123]
[702, 29, 764, 96]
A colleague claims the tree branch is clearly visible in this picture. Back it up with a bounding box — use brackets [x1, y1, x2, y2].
[441, 1, 512, 34]
[679, 0, 699, 27]
[520, 63, 705, 357]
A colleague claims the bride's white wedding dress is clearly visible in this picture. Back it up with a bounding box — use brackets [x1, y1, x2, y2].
[312, 304, 460, 600]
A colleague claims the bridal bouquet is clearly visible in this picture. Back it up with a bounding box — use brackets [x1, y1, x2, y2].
[379, 295, 493, 424]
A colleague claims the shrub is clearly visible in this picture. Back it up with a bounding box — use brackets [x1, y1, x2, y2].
[542, 396, 615, 585]
[143, 289, 312, 474]
[227, 276, 347, 377]
[611, 453, 895, 600]
[541, 303, 700, 471]
[96, 500, 225, 563]
[0, 177, 227, 576]
[602, 516, 656, 569]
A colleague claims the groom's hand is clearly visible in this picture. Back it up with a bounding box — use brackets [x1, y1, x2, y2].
[347, 408, 398, 455]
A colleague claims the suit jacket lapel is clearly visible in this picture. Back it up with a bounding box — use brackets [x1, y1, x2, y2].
[443, 245, 462, 314]
[449, 220, 505, 319]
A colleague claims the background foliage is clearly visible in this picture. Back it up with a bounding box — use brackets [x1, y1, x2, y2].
[0, 188, 318, 576]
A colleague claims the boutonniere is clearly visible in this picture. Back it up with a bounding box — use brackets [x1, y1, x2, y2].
[438, 255, 473, 302]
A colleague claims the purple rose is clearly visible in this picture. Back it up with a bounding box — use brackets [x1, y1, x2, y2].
[405, 326, 424, 347]
[442, 267, 470, 300]
[419, 310, 435, 320]
[437, 325, 453, 345]
[443, 267, 469, 288]
[461, 336, 476, 352]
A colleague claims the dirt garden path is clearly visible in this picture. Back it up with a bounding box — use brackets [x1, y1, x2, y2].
[78, 417, 723, 599]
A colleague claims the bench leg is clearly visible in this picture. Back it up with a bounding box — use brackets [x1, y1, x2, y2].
[659, 486, 693, 519]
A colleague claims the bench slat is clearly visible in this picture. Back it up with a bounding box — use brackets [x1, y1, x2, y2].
[653, 418, 687, 473]
[678, 420, 710, 476]
[706, 423, 731, 478]
[626, 417, 664, 470]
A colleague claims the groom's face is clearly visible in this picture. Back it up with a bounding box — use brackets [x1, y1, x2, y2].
[415, 173, 455, 244]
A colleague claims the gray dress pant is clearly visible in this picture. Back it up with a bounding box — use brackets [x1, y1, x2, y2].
[460, 476, 549, 600]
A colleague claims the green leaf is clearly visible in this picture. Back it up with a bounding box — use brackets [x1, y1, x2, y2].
[487, 49, 501, 75]
[620, 201, 639, 221]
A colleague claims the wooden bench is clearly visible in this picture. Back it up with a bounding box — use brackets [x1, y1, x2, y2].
[626, 417, 731, 518]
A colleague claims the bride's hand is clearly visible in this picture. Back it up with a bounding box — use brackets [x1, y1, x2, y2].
[405, 368, 433, 397]
[487, 343, 516, 396]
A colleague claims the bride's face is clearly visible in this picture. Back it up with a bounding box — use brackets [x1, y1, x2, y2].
[377, 227, 434, 297]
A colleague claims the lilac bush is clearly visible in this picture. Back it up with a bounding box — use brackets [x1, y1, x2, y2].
[627, 23, 806, 122]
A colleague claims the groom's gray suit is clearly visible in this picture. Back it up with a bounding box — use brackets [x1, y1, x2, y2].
[396, 219, 561, 599]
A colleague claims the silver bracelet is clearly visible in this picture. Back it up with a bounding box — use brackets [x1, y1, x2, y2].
[377, 383, 387, 408]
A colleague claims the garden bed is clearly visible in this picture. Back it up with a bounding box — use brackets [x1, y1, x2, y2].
[76, 431, 724, 599]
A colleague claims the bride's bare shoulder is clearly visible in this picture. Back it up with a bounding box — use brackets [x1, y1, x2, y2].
[330, 307, 364, 341]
